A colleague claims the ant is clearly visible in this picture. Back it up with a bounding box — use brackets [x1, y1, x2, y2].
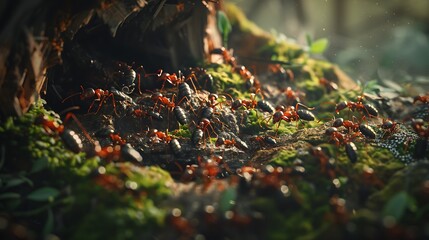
[251, 135, 277, 148]
[109, 133, 126, 145]
[151, 92, 176, 112]
[325, 127, 346, 147]
[282, 86, 301, 105]
[335, 95, 378, 117]
[271, 103, 316, 131]
[148, 129, 173, 144]
[413, 94, 429, 104]
[332, 117, 359, 132]
[230, 93, 258, 111]
[310, 146, 336, 179]
[197, 118, 217, 138]
[94, 143, 143, 163]
[131, 106, 163, 122]
[333, 116, 376, 139]
[210, 47, 236, 67]
[235, 65, 262, 93]
[268, 64, 294, 82]
[36, 112, 93, 153]
[411, 119, 429, 138]
[177, 155, 225, 190]
[380, 118, 399, 135]
[325, 127, 358, 163]
[156, 69, 199, 92]
[319, 77, 338, 93]
[62, 86, 119, 116]
[215, 137, 236, 148]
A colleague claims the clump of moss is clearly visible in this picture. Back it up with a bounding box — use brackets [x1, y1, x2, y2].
[172, 124, 192, 138]
[205, 63, 251, 99]
[67, 163, 173, 240]
[0, 100, 173, 239]
[270, 149, 297, 166]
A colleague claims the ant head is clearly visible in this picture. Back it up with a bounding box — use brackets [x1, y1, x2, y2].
[208, 93, 218, 101]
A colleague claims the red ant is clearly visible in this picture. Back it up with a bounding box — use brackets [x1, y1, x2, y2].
[177, 155, 224, 190]
[155, 69, 199, 92]
[151, 92, 176, 111]
[332, 117, 360, 132]
[235, 65, 262, 93]
[197, 118, 217, 138]
[251, 135, 277, 148]
[215, 137, 236, 148]
[230, 93, 258, 111]
[379, 118, 399, 137]
[333, 116, 376, 139]
[270, 103, 316, 131]
[62, 86, 119, 116]
[319, 77, 338, 93]
[131, 106, 164, 123]
[210, 47, 236, 67]
[335, 95, 378, 117]
[148, 129, 172, 144]
[411, 119, 429, 138]
[109, 133, 126, 145]
[413, 94, 429, 104]
[325, 127, 347, 146]
[150, 92, 190, 113]
[325, 127, 358, 163]
[310, 146, 335, 179]
[94, 143, 142, 163]
[36, 112, 94, 153]
[268, 64, 294, 82]
[282, 86, 302, 105]
[235, 65, 255, 82]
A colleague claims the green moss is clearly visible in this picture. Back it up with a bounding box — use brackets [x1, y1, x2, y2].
[0, 101, 173, 239]
[172, 124, 191, 138]
[270, 149, 297, 166]
[67, 163, 172, 240]
[241, 109, 270, 134]
[224, 3, 270, 37]
[205, 64, 252, 99]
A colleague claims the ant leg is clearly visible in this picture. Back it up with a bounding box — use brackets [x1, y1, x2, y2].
[63, 112, 95, 144]
[275, 121, 282, 135]
[94, 95, 107, 115]
[186, 73, 200, 93]
[108, 93, 120, 117]
[62, 85, 85, 103]
[87, 99, 99, 114]
[137, 74, 143, 95]
[295, 102, 315, 111]
[176, 95, 189, 106]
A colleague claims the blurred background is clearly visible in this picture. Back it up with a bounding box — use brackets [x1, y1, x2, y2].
[228, 0, 429, 93]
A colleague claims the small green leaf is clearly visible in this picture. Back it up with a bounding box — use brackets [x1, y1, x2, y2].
[4, 177, 32, 189]
[27, 187, 59, 202]
[43, 208, 54, 236]
[310, 38, 329, 54]
[31, 157, 49, 173]
[217, 10, 232, 47]
[0, 192, 21, 200]
[383, 191, 412, 221]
